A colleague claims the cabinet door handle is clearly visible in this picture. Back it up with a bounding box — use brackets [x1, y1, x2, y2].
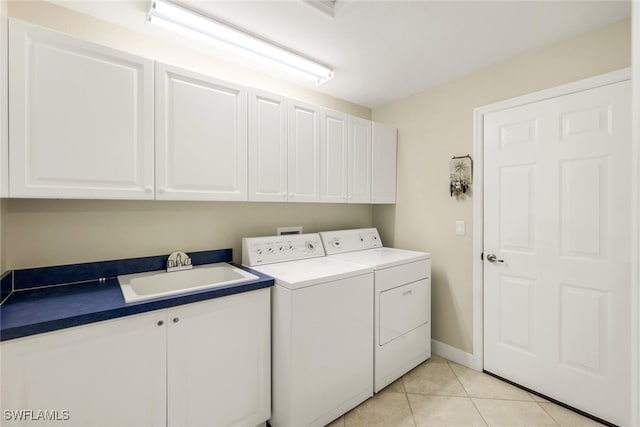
[157, 320, 164, 326]
[172, 317, 180, 323]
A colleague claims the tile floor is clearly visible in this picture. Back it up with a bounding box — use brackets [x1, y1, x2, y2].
[326, 355, 606, 427]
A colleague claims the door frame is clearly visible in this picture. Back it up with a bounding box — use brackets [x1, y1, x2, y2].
[631, 3, 640, 425]
[471, 68, 636, 421]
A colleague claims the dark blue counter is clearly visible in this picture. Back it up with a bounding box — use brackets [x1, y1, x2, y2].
[0, 250, 273, 342]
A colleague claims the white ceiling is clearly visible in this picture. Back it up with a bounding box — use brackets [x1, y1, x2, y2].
[51, 0, 631, 108]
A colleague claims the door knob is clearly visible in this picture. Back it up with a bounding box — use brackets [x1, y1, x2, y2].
[486, 253, 504, 263]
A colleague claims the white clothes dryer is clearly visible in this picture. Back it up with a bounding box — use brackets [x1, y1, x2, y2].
[320, 228, 431, 392]
[242, 233, 373, 427]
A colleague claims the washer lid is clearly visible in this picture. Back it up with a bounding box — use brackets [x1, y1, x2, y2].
[246, 257, 372, 290]
[329, 247, 430, 270]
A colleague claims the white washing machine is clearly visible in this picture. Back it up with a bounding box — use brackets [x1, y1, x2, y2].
[242, 233, 373, 427]
[320, 228, 431, 392]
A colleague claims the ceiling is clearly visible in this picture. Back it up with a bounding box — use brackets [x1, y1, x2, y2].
[51, 0, 631, 108]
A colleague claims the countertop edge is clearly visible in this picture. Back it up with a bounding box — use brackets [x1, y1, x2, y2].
[1, 268, 274, 342]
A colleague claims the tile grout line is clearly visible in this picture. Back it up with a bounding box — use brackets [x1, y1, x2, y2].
[535, 401, 563, 427]
[447, 359, 491, 427]
[469, 397, 491, 427]
[446, 359, 471, 398]
[400, 375, 419, 427]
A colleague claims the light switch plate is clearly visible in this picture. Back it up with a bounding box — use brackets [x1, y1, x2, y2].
[455, 221, 465, 236]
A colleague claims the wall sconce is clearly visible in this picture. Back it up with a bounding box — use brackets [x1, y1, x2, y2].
[450, 155, 472, 198]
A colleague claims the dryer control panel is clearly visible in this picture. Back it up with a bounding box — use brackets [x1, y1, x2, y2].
[242, 233, 325, 266]
[320, 228, 383, 255]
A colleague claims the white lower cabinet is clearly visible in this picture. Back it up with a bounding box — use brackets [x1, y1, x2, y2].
[167, 289, 271, 427]
[1, 310, 166, 427]
[0, 288, 270, 427]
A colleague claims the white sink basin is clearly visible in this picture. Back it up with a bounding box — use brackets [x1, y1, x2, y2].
[118, 263, 259, 303]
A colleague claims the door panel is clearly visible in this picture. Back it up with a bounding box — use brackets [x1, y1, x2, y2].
[167, 289, 270, 427]
[371, 122, 397, 204]
[483, 80, 631, 426]
[1, 312, 166, 427]
[288, 101, 320, 202]
[248, 89, 288, 202]
[155, 62, 247, 201]
[9, 20, 154, 199]
[320, 109, 348, 202]
[348, 117, 372, 203]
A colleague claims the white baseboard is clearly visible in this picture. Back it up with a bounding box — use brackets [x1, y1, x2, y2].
[431, 339, 481, 371]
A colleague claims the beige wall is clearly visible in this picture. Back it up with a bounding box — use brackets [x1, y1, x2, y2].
[372, 18, 631, 354]
[2, 1, 374, 270]
[6, 200, 372, 269]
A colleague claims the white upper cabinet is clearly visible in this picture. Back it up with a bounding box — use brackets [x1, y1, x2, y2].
[248, 89, 288, 202]
[9, 20, 154, 199]
[0, 7, 7, 198]
[348, 117, 372, 203]
[288, 100, 320, 202]
[320, 109, 348, 203]
[4, 19, 397, 205]
[371, 122, 398, 204]
[155, 63, 248, 201]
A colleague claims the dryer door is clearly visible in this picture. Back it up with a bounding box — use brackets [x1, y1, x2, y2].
[379, 279, 429, 345]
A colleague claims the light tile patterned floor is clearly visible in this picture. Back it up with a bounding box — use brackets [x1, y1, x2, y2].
[326, 355, 606, 427]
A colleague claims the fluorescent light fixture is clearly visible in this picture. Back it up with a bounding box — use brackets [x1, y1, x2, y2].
[147, 0, 334, 84]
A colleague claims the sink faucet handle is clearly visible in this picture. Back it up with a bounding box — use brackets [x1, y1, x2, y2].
[167, 250, 193, 272]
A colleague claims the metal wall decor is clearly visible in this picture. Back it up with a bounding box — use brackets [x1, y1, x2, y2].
[449, 154, 472, 198]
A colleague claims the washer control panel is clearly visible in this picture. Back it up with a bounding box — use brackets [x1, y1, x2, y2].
[320, 228, 383, 255]
[242, 233, 325, 266]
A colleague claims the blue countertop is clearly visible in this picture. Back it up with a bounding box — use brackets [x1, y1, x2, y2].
[0, 253, 274, 342]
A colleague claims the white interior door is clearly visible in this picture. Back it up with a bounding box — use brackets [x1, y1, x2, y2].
[483, 80, 631, 426]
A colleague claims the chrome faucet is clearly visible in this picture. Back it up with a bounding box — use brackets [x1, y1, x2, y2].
[167, 251, 193, 272]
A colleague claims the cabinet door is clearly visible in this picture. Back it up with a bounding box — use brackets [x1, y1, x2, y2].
[167, 288, 270, 427]
[348, 117, 372, 203]
[0, 312, 166, 427]
[156, 63, 248, 201]
[9, 20, 154, 199]
[0, 7, 7, 197]
[371, 122, 398, 204]
[320, 109, 348, 203]
[248, 89, 288, 202]
[288, 100, 320, 202]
